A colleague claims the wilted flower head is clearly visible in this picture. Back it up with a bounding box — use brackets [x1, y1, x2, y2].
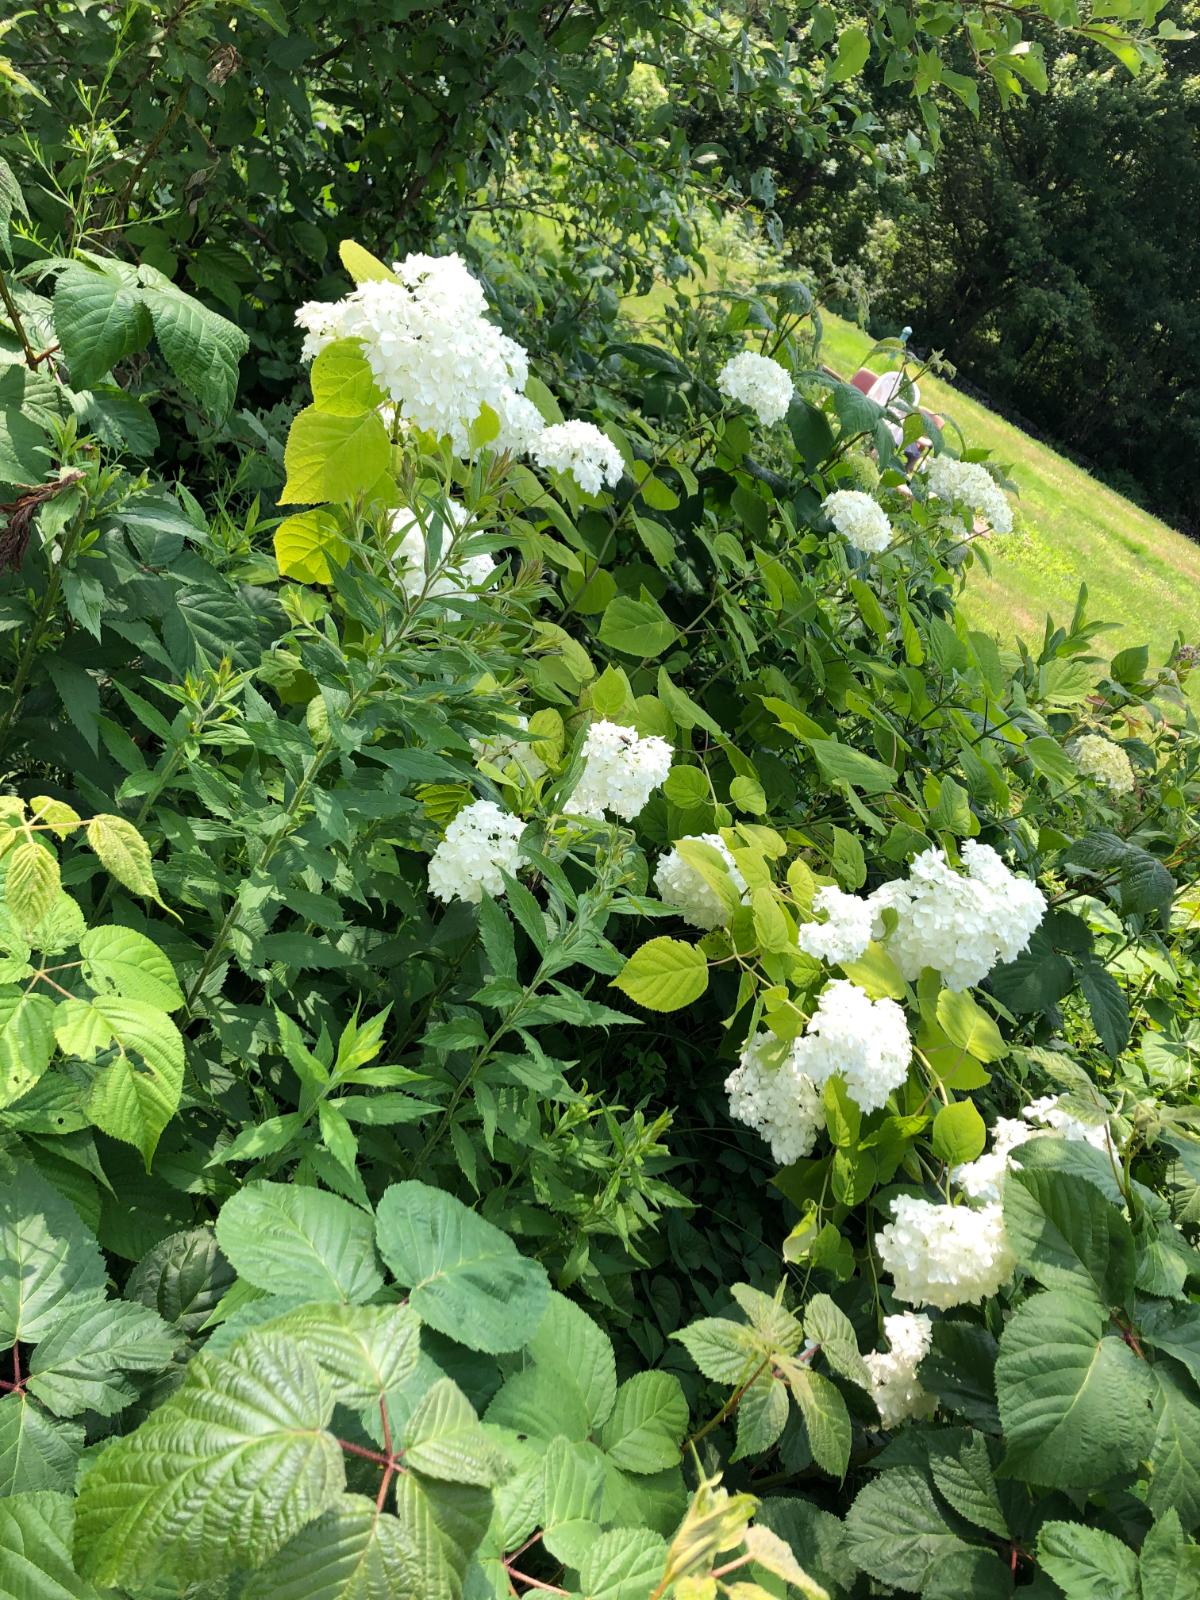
[875, 1195, 1016, 1309]
[531, 421, 624, 495]
[654, 834, 748, 930]
[568, 720, 672, 821]
[717, 351, 794, 427]
[1069, 734, 1135, 797]
[428, 798, 525, 904]
[925, 455, 1013, 536]
[821, 490, 892, 555]
[725, 1030, 824, 1165]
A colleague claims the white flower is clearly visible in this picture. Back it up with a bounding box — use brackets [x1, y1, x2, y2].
[388, 502, 496, 619]
[951, 1116, 1033, 1204]
[654, 833, 747, 931]
[294, 253, 533, 456]
[493, 388, 547, 457]
[568, 720, 672, 821]
[795, 885, 873, 965]
[876, 1195, 1016, 1310]
[725, 1031, 825, 1165]
[471, 715, 546, 781]
[717, 352, 794, 426]
[1069, 734, 1136, 797]
[925, 455, 1013, 536]
[427, 799, 525, 905]
[792, 978, 912, 1115]
[530, 421, 624, 495]
[821, 490, 893, 555]
[867, 841, 1046, 991]
[1023, 1094, 1112, 1151]
[865, 1313, 937, 1428]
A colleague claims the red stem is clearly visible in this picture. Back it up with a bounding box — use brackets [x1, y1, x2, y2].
[504, 1570, 569, 1596]
[335, 1438, 391, 1467]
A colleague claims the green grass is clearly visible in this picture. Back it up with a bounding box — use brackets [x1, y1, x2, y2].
[817, 311, 1200, 669]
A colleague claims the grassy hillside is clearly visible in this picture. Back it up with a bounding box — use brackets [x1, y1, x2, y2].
[818, 311, 1200, 669]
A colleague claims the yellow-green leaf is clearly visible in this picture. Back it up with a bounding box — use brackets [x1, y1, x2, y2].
[613, 937, 709, 1012]
[339, 239, 397, 284]
[85, 815, 161, 903]
[279, 406, 391, 506]
[274, 510, 349, 584]
[6, 839, 61, 934]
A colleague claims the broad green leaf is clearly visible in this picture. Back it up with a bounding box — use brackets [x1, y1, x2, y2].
[732, 1371, 788, 1460]
[138, 271, 248, 417]
[1037, 1520, 1139, 1599]
[786, 1366, 850, 1479]
[597, 595, 678, 657]
[0, 1490, 100, 1600]
[803, 1294, 870, 1388]
[1139, 1299, 1200, 1386]
[934, 989, 1006, 1061]
[0, 988, 55, 1108]
[995, 1290, 1156, 1487]
[56, 997, 184, 1167]
[74, 1332, 344, 1588]
[540, 1436, 606, 1564]
[612, 937, 708, 1012]
[1002, 1166, 1135, 1310]
[1077, 960, 1131, 1059]
[251, 1302, 420, 1407]
[844, 1466, 973, 1590]
[524, 1291, 617, 1430]
[673, 1316, 761, 1384]
[125, 1228, 235, 1337]
[78, 925, 183, 1012]
[311, 338, 383, 415]
[578, 1526, 668, 1600]
[275, 509, 349, 584]
[810, 740, 897, 795]
[216, 1182, 384, 1304]
[339, 240, 397, 283]
[6, 840, 60, 935]
[52, 265, 152, 388]
[1139, 1508, 1200, 1600]
[25, 1299, 175, 1418]
[0, 1161, 105, 1344]
[830, 24, 870, 80]
[375, 1181, 548, 1353]
[599, 1371, 688, 1473]
[84, 815, 161, 902]
[392, 1472, 491, 1599]
[403, 1378, 502, 1486]
[1145, 1360, 1200, 1526]
[280, 406, 391, 506]
[0, 1395, 83, 1497]
[242, 1494, 420, 1600]
[928, 1431, 1008, 1540]
[485, 1361, 591, 1444]
[931, 1099, 986, 1166]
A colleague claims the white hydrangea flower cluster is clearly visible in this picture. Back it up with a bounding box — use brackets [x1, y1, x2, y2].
[875, 1195, 1016, 1309]
[791, 978, 912, 1115]
[821, 490, 893, 555]
[427, 799, 525, 905]
[724, 1031, 825, 1165]
[295, 253, 533, 456]
[1069, 734, 1136, 797]
[925, 455, 1014, 536]
[568, 720, 672, 821]
[388, 503, 495, 617]
[654, 834, 747, 930]
[952, 1096, 1113, 1203]
[867, 841, 1046, 991]
[865, 1313, 937, 1429]
[531, 421, 624, 495]
[471, 715, 546, 781]
[717, 352, 794, 427]
[795, 885, 873, 966]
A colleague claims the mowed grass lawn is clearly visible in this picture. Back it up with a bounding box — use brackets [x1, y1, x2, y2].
[818, 311, 1200, 669]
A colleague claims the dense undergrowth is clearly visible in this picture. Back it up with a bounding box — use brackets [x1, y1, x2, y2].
[2, 3, 1200, 1597]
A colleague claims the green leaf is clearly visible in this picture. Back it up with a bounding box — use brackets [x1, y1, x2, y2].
[540, 1435, 606, 1564]
[1139, 1509, 1200, 1600]
[0, 1160, 105, 1344]
[279, 406, 391, 506]
[1145, 1360, 1200, 1527]
[78, 925, 183, 1012]
[810, 740, 897, 796]
[844, 1466, 974, 1590]
[0, 988, 56, 1109]
[730, 774, 767, 814]
[392, 1472, 491, 1599]
[928, 1432, 1008, 1540]
[339, 240, 397, 284]
[138, 270, 249, 417]
[803, 1294, 870, 1388]
[252, 1302, 420, 1408]
[1077, 960, 1131, 1059]
[275, 509, 349, 584]
[787, 1366, 851, 1478]
[6, 841, 61, 936]
[403, 1378, 502, 1486]
[310, 338, 383, 415]
[578, 1527, 668, 1600]
[935, 988, 1007, 1062]
[524, 1291, 617, 1430]
[125, 1228, 235, 1337]
[25, 1299, 175, 1418]
[56, 997, 184, 1167]
[52, 266, 152, 388]
[1037, 1521, 1139, 1600]
[215, 1182, 384, 1304]
[84, 815, 161, 902]
[932, 1100, 986, 1166]
[733, 1371, 789, 1461]
[597, 595, 679, 658]
[0, 1396, 83, 1497]
[995, 1290, 1156, 1488]
[375, 1181, 549, 1353]
[612, 937, 708, 1012]
[74, 1332, 344, 1588]
[0, 1490, 100, 1600]
[243, 1494, 420, 1600]
[673, 1316, 760, 1384]
[1002, 1166, 1135, 1310]
[830, 24, 870, 80]
[599, 1371, 688, 1473]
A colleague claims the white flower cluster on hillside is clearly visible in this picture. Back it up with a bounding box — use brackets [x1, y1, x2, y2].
[795, 885, 873, 965]
[822, 490, 893, 555]
[568, 720, 672, 821]
[876, 1195, 1016, 1309]
[717, 351, 794, 426]
[793, 978, 912, 1114]
[389, 503, 495, 615]
[867, 841, 1046, 991]
[531, 421, 625, 495]
[654, 834, 747, 930]
[471, 715, 546, 781]
[296, 253, 531, 456]
[724, 1031, 825, 1165]
[925, 455, 1014, 536]
[427, 799, 525, 905]
[865, 1313, 937, 1428]
[952, 1094, 1112, 1203]
[1069, 733, 1136, 796]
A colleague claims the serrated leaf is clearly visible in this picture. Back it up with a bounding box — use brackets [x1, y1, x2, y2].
[0, 1395, 83, 1497]
[78, 925, 183, 1011]
[1002, 1166, 1135, 1310]
[599, 1371, 688, 1473]
[578, 1526, 668, 1600]
[25, 1299, 175, 1417]
[1037, 1520, 1139, 1599]
[310, 338, 384, 415]
[674, 1317, 761, 1384]
[0, 987, 56, 1109]
[58, 997, 184, 1167]
[928, 1432, 1008, 1539]
[6, 840, 61, 935]
[74, 1332, 344, 1588]
[254, 1302, 420, 1408]
[392, 1472, 491, 1599]
[0, 1160, 106, 1344]
[1145, 1360, 1200, 1527]
[52, 265, 152, 388]
[786, 1366, 850, 1479]
[935, 989, 1006, 1062]
[275, 509, 349, 584]
[243, 1493, 419, 1600]
[0, 1490, 100, 1600]
[125, 1228, 234, 1337]
[403, 1378, 501, 1486]
[216, 1181, 384, 1303]
[280, 406, 391, 506]
[733, 1371, 789, 1461]
[803, 1294, 870, 1388]
[84, 815, 161, 902]
[138, 272, 248, 417]
[524, 1291, 617, 1430]
[843, 1466, 972, 1590]
[612, 937, 709, 1012]
[375, 1181, 548, 1354]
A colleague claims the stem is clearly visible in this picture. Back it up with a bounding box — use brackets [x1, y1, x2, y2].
[0, 511, 83, 760]
[0, 270, 38, 369]
[503, 1571, 568, 1596]
[335, 1438, 391, 1467]
[681, 1354, 773, 1453]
